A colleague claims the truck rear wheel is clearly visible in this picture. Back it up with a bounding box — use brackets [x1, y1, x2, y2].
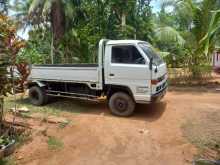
[108, 92, 135, 117]
[29, 86, 48, 106]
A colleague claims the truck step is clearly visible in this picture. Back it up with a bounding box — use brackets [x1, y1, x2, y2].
[46, 90, 100, 102]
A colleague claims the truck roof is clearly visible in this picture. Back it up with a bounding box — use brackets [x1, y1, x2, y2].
[106, 40, 146, 45]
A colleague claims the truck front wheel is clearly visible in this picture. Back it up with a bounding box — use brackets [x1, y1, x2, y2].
[108, 92, 135, 117]
[29, 86, 48, 106]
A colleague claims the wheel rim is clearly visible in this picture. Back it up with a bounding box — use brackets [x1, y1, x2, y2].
[114, 98, 128, 113]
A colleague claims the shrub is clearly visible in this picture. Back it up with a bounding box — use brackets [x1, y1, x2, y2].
[0, 14, 25, 121]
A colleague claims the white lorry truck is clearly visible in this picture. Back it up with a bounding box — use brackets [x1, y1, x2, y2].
[27, 39, 168, 116]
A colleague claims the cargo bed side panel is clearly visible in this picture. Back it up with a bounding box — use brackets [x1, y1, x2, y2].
[29, 66, 99, 83]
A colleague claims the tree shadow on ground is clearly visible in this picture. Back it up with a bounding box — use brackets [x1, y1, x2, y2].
[12, 97, 167, 122]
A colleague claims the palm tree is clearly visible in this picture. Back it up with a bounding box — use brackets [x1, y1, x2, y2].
[27, 0, 86, 63]
[28, 0, 65, 41]
[155, 0, 220, 70]
[28, 0, 86, 40]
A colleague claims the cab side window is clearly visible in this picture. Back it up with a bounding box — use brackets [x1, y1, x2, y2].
[111, 45, 145, 64]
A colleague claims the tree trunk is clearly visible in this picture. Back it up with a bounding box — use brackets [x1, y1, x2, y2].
[121, 11, 127, 39]
[121, 12, 126, 27]
[121, 12, 126, 31]
[51, 0, 65, 42]
[50, 32, 54, 64]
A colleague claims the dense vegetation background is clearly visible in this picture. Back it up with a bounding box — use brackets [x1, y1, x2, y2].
[1, 0, 220, 76]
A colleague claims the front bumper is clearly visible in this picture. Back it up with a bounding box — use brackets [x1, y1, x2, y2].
[151, 86, 167, 102]
[135, 85, 167, 104]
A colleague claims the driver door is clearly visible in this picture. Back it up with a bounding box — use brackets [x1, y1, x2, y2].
[105, 44, 152, 100]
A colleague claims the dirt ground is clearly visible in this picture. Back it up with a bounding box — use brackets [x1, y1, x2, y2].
[6, 87, 220, 165]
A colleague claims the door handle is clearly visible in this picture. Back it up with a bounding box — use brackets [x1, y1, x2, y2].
[109, 73, 115, 77]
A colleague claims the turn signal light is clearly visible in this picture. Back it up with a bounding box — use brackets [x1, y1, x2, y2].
[151, 79, 159, 85]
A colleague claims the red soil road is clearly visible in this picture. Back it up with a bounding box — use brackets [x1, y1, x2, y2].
[14, 88, 220, 165]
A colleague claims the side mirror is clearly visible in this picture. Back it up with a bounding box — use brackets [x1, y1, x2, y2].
[149, 57, 153, 70]
[155, 66, 158, 73]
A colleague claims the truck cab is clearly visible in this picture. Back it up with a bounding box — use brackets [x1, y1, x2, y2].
[27, 39, 167, 117]
[103, 40, 167, 103]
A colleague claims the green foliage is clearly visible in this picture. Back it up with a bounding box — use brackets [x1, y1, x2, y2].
[155, 0, 220, 76]
[11, 0, 220, 79]
[155, 26, 185, 46]
[189, 65, 212, 78]
[16, 0, 154, 64]
[0, 136, 12, 146]
[17, 28, 52, 64]
[0, 14, 24, 96]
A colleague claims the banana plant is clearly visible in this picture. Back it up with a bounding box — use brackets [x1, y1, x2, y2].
[155, 0, 220, 75]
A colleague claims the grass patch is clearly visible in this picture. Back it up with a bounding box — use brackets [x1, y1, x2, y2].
[4, 96, 61, 116]
[0, 157, 16, 165]
[58, 121, 70, 129]
[20, 113, 32, 118]
[194, 159, 220, 165]
[4, 95, 100, 116]
[14, 131, 32, 148]
[182, 111, 220, 160]
[47, 136, 64, 150]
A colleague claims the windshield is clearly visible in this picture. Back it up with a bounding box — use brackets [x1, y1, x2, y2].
[138, 43, 164, 66]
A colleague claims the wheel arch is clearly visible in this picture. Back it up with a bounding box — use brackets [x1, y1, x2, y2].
[27, 80, 47, 89]
[105, 85, 134, 100]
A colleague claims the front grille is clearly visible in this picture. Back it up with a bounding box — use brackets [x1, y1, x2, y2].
[156, 81, 166, 92]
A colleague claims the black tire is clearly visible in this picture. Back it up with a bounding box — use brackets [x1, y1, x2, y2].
[108, 92, 135, 117]
[29, 86, 48, 106]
